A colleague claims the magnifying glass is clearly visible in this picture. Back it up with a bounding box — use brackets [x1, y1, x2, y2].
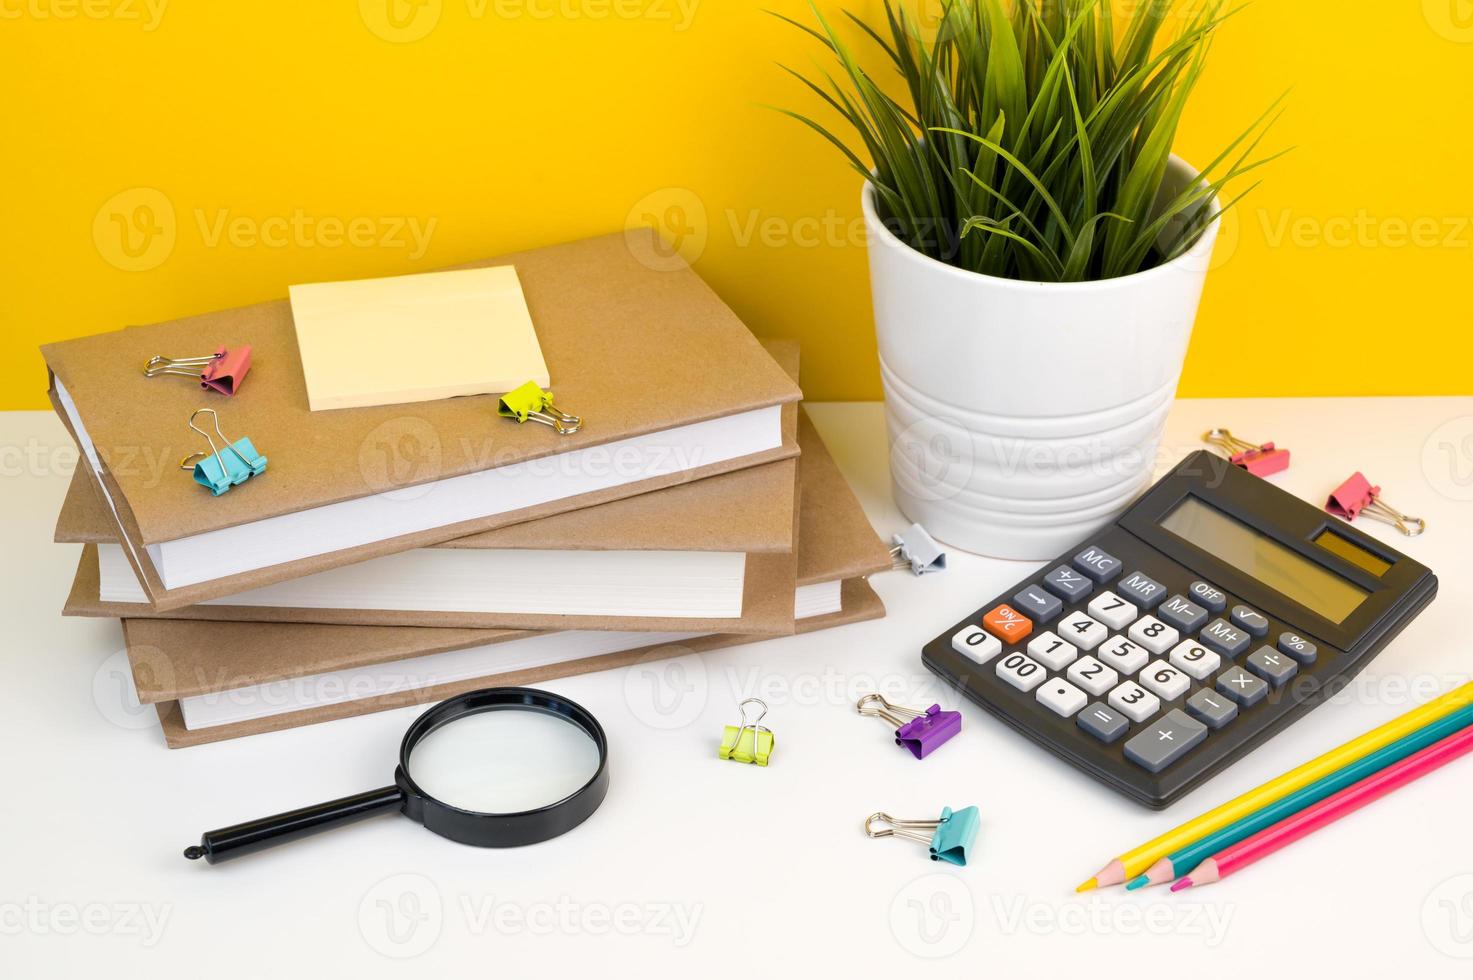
[184, 688, 609, 864]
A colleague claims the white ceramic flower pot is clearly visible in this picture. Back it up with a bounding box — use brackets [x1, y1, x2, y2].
[864, 155, 1220, 560]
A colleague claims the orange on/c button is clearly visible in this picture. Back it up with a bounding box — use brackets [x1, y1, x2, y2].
[983, 604, 1033, 643]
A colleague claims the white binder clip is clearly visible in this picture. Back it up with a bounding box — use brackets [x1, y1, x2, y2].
[891, 524, 946, 576]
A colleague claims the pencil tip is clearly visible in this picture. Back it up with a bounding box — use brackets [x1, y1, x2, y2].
[1075, 878, 1098, 893]
[1171, 878, 1194, 892]
[1126, 875, 1148, 891]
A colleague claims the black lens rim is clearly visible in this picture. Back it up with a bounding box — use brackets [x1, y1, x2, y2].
[393, 687, 610, 848]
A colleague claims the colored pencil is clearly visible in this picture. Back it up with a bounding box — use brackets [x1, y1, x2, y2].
[1075, 682, 1473, 891]
[1125, 703, 1473, 888]
[1173, 723, 1473, 890]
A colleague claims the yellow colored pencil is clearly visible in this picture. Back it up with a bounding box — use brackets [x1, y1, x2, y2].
[1076, 682, 1473, 891]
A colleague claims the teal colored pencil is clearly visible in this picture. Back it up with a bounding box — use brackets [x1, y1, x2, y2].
[1126, 702, 1473, 889]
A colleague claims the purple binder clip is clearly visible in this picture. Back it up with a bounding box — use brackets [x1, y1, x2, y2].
[857, 695, 961, 760]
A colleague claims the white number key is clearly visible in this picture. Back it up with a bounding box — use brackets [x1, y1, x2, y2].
[1098, 635, 1149, 675]
[1168, 639, 1221, 680]
[1058, 611, 1109, 651]
[1087, 591, 1138, 631]
[996, 651, 1048, 692]
[1027, 631, 1078, 670]
[1036, 678, 1088, 718]
[1127, 615, 1179, 655]
[952, 625, 1002, 665]
[1138, 661, 1191, 701]
[1108, 680, 1161, 723]
[1066, 655, 1119, 697]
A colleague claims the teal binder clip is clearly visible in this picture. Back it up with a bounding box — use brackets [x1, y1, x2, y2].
[180, 408, 267, 496]
[865, 806, 980, 867]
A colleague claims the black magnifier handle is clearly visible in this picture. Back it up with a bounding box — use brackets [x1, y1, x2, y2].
[184, 786, 404, 865]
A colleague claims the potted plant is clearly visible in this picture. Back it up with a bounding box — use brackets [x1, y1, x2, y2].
[778, 0, 1282, 559]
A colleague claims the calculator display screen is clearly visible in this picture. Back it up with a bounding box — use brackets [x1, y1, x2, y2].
[1160, 497, 1369, 623]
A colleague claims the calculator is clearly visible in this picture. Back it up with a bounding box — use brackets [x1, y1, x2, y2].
[921, 451, 1438, 809]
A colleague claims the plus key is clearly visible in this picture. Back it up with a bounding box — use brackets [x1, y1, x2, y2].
[983, 604, 1034, 644]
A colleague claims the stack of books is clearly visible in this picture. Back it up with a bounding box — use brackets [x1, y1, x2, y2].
[42, 230, 890, 747]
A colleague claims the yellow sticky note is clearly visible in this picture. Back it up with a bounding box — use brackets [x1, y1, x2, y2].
[288, 265, 550, 411]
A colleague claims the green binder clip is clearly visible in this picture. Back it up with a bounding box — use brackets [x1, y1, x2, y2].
[497, 381, 583, 436]
[864, 806, 980, 867]
[179, 408, 267, 496]
[718, 698, 774, 767]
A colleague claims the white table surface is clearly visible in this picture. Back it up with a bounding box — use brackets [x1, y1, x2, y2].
[2, 398, 1472, 977]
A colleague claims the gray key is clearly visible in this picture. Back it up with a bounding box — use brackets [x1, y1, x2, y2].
[1278, 632, 1319, 664]
[1217, 665, 1268, 707]
[1073, 546, 1123, 583]
[1044, 565, 1093, 601]
[1231, 604, 1270, 637]
[1077, 702, 1129, 744]
[1014, 584, 1063, 623]
[1189, 581, 1228, 612]
[1200, 618, 1250, 657]
[1123, 709, 1208, 773]
[1158, 594, 1208, 633]
[1118, 571, 1167, 609]
[1186, 688, 1238, 730]
[1247, 646, 1298, 688]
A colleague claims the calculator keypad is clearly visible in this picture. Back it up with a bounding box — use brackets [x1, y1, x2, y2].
[937, 540, 1335, 787]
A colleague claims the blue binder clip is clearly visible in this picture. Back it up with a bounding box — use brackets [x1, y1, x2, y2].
[865, 807, 980, 867]
[857, 694, 961, 760]
[180, 408, 267, 496]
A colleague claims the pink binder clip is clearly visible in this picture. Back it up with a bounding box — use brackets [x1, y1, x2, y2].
[1326, 472, 1426, 537]
[1203, 428, 1290, 477]
[144, 346, 253, 395]
[858, 695, 961, 760]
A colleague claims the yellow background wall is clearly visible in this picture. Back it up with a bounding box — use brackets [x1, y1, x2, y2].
[4, 0, 1471, 407]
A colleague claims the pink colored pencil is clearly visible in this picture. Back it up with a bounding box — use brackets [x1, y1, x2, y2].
[1173, 724, 1473, 890]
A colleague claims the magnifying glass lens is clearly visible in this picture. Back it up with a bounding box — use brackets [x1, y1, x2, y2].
[408, 710, 603, 814]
